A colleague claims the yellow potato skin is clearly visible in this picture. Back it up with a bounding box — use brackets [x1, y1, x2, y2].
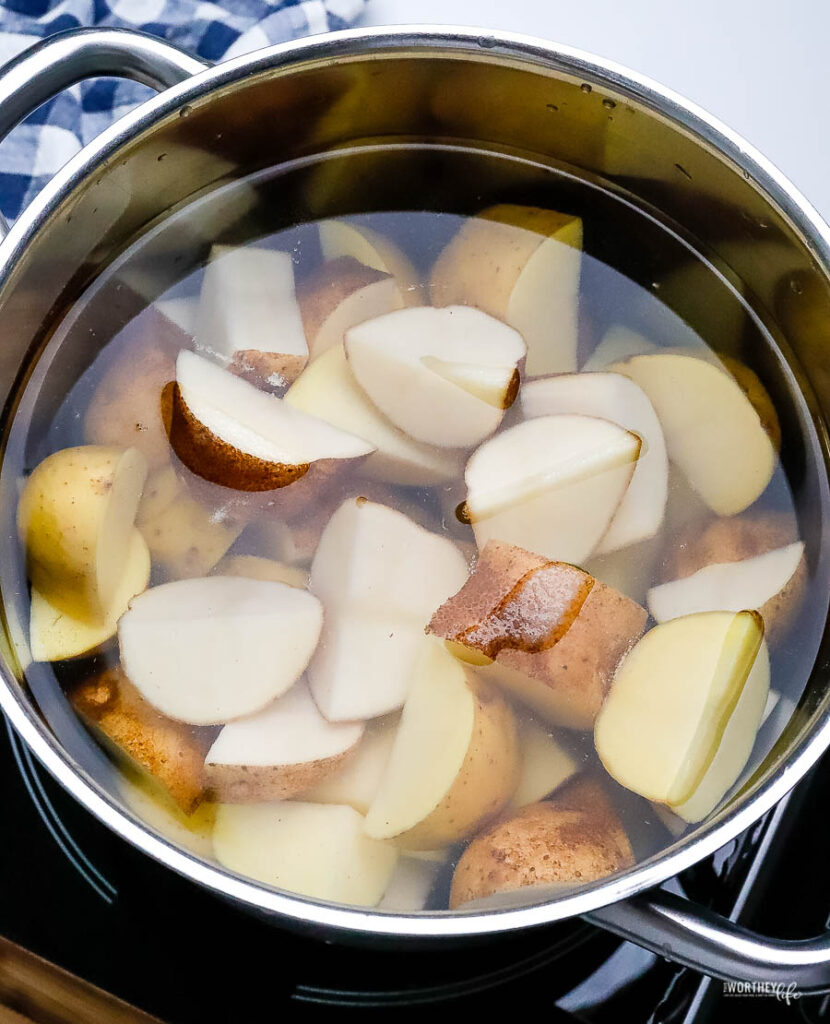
[429, 205, 580, 316]
[394, 674, 521, 851]
[18, 445, 147, 617]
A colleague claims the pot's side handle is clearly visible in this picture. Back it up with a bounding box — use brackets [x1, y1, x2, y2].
[0, 27, 208, 231]
[588, 889, 830, 991]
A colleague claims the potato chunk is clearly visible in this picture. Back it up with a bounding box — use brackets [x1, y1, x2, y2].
[449, 776, 633, 908]
[70, 667, 211, 813]
[429, 541, 647, 729]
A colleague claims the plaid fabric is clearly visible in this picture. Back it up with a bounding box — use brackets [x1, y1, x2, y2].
[0, 0, 366, 223]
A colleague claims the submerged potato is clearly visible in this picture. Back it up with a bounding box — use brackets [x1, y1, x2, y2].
[71, 667, 212, 814]
[449, 776, 634, 908]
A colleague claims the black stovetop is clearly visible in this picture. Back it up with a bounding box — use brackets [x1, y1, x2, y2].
[2, 715, 829, 1022]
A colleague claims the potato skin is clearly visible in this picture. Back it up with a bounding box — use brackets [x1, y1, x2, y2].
[666, 512, 806, 644]
[396, 674, 521, 850]
[71, 667, 212, 814]
[449, 775, 634, 908]
[429, 541, 647, 729]
[205, 744, 358, 803]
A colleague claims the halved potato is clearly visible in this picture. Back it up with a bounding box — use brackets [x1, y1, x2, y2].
[581, 325, 657, 371]
[70, 667, 211, 813]
[30, 529, 150, 662]
[196, 245, 308, 387]
[464, 415, 641, 564]
[169, 350, 374, 492]
[429, 204, 583, 376]
[18, 445, 148, 620]
[119, 576, 323, 725]
[345, 305, 525, 448]
[298, 256, 405, 359]
[612, 352, 776, 515]
[521, 372, 668, 552]
[83, 306, 182, 469]
[364, 640, 520, 849]
[449, 776, 634, 908]
[205, 680, 364, 802]
[429, 541, 647, 730]
[594, 610, 770, 822]
[213, 802, 399, 906]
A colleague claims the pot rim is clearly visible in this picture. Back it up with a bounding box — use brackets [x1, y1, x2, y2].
[2, 24, 830, 939]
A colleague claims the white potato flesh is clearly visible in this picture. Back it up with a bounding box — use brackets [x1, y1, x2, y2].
[206, 679, 364, 769]
[195, 245, 308, 369]
[285, 345, 460, 485]
[615, 353, 776, 515]
[521, 372, 668, 552]
[465, 414, 640, 563]
[647, 542, 805, 623]
[119, 576, 323, 724]
[345, 305, 525, 448]
[364, 642, 476, 839]
[30, 529, 150, 662]
[305, 715, 399, 814]
[595, 611, 770, 819]
[308, 498, 469, 720]
[213, 802, 399, 906]
[176, 350, 374, 465]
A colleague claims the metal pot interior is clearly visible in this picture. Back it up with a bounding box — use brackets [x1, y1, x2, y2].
[0, 34, 829, 933]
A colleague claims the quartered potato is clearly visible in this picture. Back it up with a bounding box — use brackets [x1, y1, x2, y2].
[595, 611, 770, 821]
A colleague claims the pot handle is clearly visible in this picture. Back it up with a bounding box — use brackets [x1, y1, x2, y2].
[0, 27, 208, 229]
[587, 888, 830, 991]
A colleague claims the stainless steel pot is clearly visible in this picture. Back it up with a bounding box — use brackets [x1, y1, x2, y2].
[0, 24, 829, 988]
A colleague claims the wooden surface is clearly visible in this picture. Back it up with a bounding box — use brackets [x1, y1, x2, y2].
[0, 936, 162, 1024]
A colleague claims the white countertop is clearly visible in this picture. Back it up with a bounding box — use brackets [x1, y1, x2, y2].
[359, 0, 830, 222]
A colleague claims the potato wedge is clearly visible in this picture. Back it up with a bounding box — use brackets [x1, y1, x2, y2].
[30, 529, 150, 662]
[204, 680, 363, 802]
[71, 666, 211, 813]
[595, 611, 770, 822]
[18, 445, 147, 619]
[661, 513, 806, 644]
[364, 640, 520, 849]
[449, 776, 634, 908]
[429, 541, 647, 730]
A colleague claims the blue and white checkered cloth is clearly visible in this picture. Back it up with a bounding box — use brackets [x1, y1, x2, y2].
[0, 0, 366, 223]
